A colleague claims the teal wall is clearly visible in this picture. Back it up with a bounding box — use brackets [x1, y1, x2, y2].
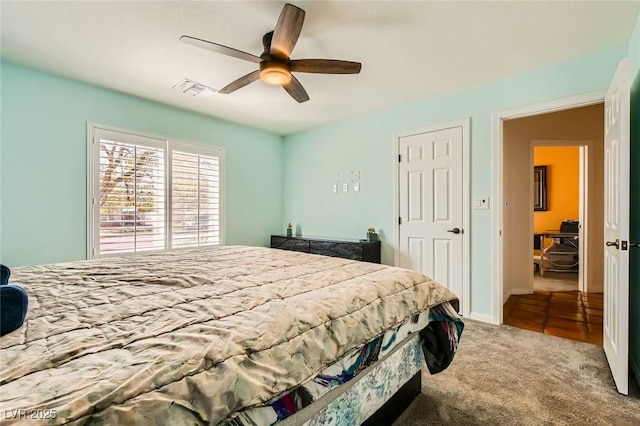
[282, 45, 628, 317]
[0, 61, 283, 267]
[1, 11, 638, 322]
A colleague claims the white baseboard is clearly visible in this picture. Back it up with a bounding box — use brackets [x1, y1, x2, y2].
[503, 287, 533, 304]
[469, 311, 499, 324]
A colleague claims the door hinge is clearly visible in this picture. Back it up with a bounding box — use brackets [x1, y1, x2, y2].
[398, 154, 401, 163]
[399, 217, 402, 225]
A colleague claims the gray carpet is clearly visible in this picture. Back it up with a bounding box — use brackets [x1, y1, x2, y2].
[393, 320, 640, 425]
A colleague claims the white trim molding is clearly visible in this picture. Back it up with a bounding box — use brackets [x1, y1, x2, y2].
[529, 139, 591, 295]
[87, 123, 226, 260]
[469, 311, 499, 325]
[491, 91, 605, 324]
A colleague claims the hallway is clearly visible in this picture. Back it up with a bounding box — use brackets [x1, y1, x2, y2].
[503, 291, 603, 346]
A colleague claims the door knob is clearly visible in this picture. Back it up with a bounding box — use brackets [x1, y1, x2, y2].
[605, 239, 620, 249]
[447, 227, 462, 234]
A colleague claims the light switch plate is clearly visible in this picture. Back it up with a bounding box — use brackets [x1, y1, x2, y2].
[354, 182, 360, 192]
[343, 183, 349, 192]
[332, 184, 338, 193]
[474, 196, 489, 210]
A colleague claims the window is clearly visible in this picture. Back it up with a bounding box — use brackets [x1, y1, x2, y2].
[88, 125, 224, 258]
[171, 144, 221, 248]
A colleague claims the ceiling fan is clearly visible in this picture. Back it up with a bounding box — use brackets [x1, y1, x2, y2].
[180, 3, 362, 103]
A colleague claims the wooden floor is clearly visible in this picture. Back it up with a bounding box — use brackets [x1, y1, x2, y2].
[503, 291, 603, 346]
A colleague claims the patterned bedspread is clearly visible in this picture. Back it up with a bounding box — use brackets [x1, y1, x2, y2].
[0, 246, 460, 425]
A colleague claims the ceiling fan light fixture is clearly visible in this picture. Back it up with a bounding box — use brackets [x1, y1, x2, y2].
[259, 62, 291, 86]
[181, 4, 360, 102]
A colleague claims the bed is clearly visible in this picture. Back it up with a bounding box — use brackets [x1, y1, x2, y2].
[0, 245, 463, 425]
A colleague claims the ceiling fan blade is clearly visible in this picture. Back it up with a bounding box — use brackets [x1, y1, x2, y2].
[180, 35, 261, 64]
[290, 59, 362, 74]
[282, 75, 309, 103]
[271, 3, 305, 59]
[219, 70, 261, 94]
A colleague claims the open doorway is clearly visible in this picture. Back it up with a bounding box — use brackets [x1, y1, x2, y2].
[532, 144, 584, 293]
[499, 102, 605, 345]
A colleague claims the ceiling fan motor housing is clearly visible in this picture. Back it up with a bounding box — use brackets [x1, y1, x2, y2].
[259, 60, 292, 86]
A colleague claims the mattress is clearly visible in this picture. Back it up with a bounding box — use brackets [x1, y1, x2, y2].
[0, 245, 462, 425]
[303, 332, 424, 426]
[227, 303, 461, 425]
[285, 330, 426, 426]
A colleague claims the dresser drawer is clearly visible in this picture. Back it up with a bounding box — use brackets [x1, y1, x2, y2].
[309, 241, 362, 260]
[270, 235, 381, 263]
[270, 236, 310, 252]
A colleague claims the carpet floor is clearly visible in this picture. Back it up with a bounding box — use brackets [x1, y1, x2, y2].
[534, 271, 579, 292]
[393, 320, 640, 425]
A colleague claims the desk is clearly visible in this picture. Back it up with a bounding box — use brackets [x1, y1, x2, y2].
[538, 230, 579, 276]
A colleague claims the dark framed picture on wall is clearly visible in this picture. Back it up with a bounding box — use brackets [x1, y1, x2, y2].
[534, 165, 547, 211]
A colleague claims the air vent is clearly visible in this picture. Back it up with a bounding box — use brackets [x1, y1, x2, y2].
[172, 79, 217, 96]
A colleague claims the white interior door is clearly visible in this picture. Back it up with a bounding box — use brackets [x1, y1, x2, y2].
[398, 125, 464, 304]
[603, 58, 630, 395]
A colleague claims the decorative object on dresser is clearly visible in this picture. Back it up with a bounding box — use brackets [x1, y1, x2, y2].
[367, 227, 378, 242]
[286, 222, 293, 237]
[271, 234, 381, 263]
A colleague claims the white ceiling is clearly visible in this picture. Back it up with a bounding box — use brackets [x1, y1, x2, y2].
[1, 1, 639, 135]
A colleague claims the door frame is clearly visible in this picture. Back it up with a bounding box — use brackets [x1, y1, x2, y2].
[492, 91, 605, 324]
[393, 118, 471, 318]
[528, 139, 590, 294]
[579, 146, 588, 293]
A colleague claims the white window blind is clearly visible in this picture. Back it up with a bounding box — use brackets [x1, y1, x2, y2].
[89, 125, 224, 258]
[171, 149, 220, 247]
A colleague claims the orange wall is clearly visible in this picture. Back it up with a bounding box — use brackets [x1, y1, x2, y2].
[534, 146, 580, 233]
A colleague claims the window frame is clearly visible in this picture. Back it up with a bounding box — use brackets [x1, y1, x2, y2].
[87, 123, 225, 259]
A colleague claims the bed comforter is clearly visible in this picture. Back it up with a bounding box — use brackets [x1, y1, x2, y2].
[0, 246, 460, 425]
